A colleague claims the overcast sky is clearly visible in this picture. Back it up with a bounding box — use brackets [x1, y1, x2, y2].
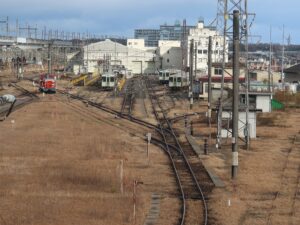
[0, 0, 298, 44]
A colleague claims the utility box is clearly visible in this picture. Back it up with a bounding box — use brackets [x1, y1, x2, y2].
[221, 111, 256, 139]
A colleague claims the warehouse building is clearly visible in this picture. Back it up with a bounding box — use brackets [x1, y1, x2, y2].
[82, 39, 158, 75]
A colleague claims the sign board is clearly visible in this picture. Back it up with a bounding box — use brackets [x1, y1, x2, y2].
[146, 133, 151, 142]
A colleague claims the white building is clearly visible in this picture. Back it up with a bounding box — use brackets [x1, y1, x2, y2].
[83, 39, 157, 75]
[127, 39, 146, 50]
[158, 40, 182, 70]
[187, 20, 227, 75]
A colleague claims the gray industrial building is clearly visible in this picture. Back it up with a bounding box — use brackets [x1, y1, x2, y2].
[134, 20, 195, 47]
[284, 64, 300, 83]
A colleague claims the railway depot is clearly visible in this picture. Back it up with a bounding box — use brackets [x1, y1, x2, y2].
[0, 1, 300, 225]
[0, 70, 299, 225]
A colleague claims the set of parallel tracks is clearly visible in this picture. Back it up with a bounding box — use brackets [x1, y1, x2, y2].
[145, 78, 211, 225]
[121, 78, 136, 117]
[0, 83, 39, 118]
[11, 79, 213, 225]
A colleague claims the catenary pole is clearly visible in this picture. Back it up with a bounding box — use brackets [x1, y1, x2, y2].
[208, 36, 212, 126]
[232, 10, 240, 179]
[189, 39, 194, 110]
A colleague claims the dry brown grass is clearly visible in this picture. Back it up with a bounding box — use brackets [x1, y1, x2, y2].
[0, 94, 178, 225]
[205, 108, 300, 225]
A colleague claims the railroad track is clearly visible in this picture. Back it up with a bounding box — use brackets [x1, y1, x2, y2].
[9, 81, 214, 224]
[56, 89, 181, 148]
[0, 83, 39, 119]
[121, 78, 136, 117]
[3, 82, 179, 155]
[59, 78, 213, 225]
[145, 78, 211, 225]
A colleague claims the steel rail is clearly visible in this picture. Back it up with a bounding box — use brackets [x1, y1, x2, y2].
[146, 79, 208, 225]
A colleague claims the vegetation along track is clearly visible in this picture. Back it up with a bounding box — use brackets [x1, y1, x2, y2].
[145, 77, 213, 225]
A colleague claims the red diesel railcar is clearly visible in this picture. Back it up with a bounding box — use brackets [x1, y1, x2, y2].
[39, 74, 56, 93]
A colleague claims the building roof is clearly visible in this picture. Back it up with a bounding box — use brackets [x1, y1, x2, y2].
[212, 62, 246, 68]
[84, 39, 155, 57]
[85, 39, 128, 52]
[218, 97, 260, 112]
[199, 75, 245, 83]
[284, 63, 300, 75]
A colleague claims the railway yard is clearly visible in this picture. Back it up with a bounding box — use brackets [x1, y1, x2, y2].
[0, 71, 300, 225]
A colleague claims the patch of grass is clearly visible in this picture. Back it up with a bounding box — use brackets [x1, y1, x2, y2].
[257, 113, 279, 126]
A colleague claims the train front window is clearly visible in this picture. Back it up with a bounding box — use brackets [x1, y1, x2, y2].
[169, 77, 174, 82]
[177, 77, 182, 83]
[110, 77, 115, 82]
[102, 77, 107, 82]
[166, 73, 169, 77]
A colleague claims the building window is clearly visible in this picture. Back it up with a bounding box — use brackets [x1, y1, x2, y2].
[214, 68, 222, 75]
[167, 59, 170, 63]
[167, 50, 170, 54]
[198, 50, 203, 54]
[203, 50, 208, 54]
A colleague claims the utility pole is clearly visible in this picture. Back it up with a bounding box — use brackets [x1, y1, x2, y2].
[268, 26, 272, 94]
[181, 19, 187, 72]
[16, 18, 19, 38]
[208, 36, 213, 146]
[6, 16, 9, 36]
[133, 180, 143, 225]
[208, 36, 212, 127]
[64, 47, 67, 75]
[0, 17, 8, 36]
[189, 39, 194, 110]
[120, 160, 124, 194]
[194, 44, 197, 78]
[86, 36, 89, 73]
[216, 0, 228, 149]
[48, 42, 52, 75]
[281, 25, 285, 88]
[232, 10, 240, 179]
[244, 0, 250, 150]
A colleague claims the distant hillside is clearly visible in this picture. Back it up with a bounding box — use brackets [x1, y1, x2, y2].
[247, 43, 300, 52]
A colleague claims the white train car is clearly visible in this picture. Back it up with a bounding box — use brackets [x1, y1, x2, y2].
[169, 72, 189, 89]
[158, 70, 170, 84]
[158, 69, 181, 84]
[101, 73, 117, 90]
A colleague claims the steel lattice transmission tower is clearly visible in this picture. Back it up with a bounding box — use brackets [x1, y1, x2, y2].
[214, 0, 255, 149]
